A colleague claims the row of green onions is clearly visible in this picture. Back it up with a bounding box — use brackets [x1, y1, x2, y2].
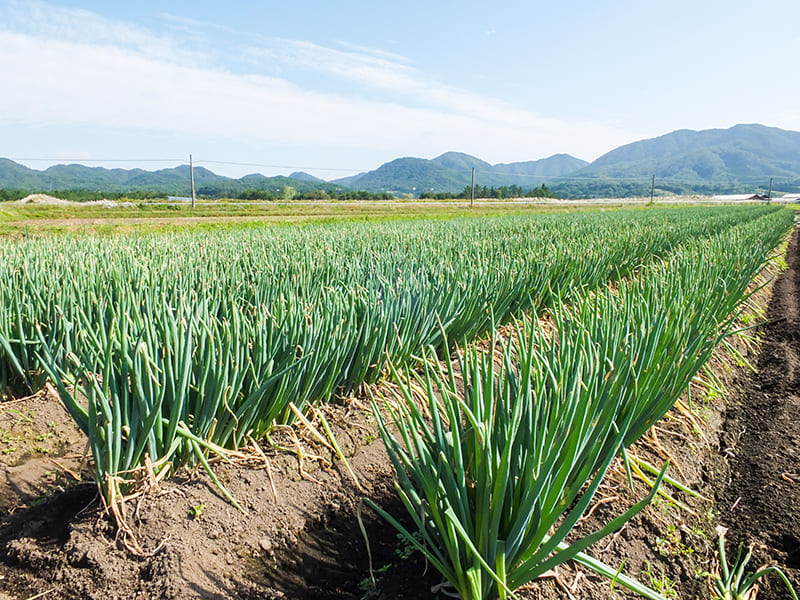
[0, 205, 788, 511]
[370, 207, 794, 599]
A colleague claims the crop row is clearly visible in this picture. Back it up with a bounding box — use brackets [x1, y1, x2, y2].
[373, 207, 795, 599]
[0, 205, 790, 508]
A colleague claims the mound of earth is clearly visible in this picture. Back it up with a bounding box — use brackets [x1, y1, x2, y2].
[15, 194, 72, 206]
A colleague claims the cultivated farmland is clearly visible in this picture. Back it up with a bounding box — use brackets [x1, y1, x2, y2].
[0, 205, 798, 600]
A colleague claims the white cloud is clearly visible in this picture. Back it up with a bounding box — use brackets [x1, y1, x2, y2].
[332, 40, 414, 66]
[0, 32, 430, 144]
[243, 38, 426, 96]
[0, 2, 641, 170]
[229, 36, 638, 160]
[0, 0, 204, 66]
[156, 11, 243, 42]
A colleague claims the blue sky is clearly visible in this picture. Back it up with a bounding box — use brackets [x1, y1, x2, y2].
[1, 0, 798, 179]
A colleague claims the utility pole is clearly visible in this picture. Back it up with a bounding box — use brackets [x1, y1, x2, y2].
[471, 167, 475, 208]
[190, 154, 196, 208]
[767, 177, 773, 203]
[649, 175, 655, 205]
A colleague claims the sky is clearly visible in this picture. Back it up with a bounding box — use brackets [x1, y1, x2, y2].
[1, 0, 799, 180]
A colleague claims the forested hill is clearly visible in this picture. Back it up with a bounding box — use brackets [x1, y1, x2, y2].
[0, 160, 348, 198]
[575, 124, 800, 183]
[2, 124, 799, 198]
[332, 152, 589, 194]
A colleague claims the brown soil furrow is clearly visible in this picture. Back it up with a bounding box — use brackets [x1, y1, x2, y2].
[723, 229, 800, 598]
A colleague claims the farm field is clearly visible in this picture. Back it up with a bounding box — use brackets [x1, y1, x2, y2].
[0, 197, 623, 237]
[0, 205, 798, 600]
[0, 195, 774, 238]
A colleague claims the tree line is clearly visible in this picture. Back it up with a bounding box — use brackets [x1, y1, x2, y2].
[0, 187, 394, 203]
[0, 189, 165, 202]
[419, 184, 557, 200]
[212, 187, 395, 201]
[1, 184, 558, 203]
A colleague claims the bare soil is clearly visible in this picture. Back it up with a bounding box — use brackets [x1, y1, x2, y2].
[1, 233, 799, 600]
[719, 230, 800, 598]
[0, 391, 85, 516]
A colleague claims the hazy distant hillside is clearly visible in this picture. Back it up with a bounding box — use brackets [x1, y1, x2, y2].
[575, 124, 800, 187]
[332, 152, 589, 194]
[0, 159, 42, 189]
[288, 171, 324, 182]
[2, 124, 799, 198]
[493, 154, 589, 178]
[430, 152, 493, 173]
[0, 160, 226, 195]
[0, 160, 342, 197]
[337, 157, 467, 195]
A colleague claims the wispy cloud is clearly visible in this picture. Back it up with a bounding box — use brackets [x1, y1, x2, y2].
[0, 31, 430, 145]
[0, 0, 204, 65]
[332, 40, 414, 66]
[241, 38, 426, 96]
[156, 11, 242, 39]
[0, 1, 639, 167]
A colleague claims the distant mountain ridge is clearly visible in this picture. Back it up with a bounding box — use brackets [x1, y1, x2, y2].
[577, 124, 800, 183]
[288, 171, 324, 182]
[0, 159, 226, 195]
[1, 124, 799, 197]
[332, 152, 590, 194]
[0, 159, 344, 197]
[492, 154, 590, 178]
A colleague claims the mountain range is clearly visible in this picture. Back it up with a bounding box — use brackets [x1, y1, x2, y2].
[2, 124, 799, 198]
[331, 152, 588, 193]
[578, 124, 800, 182]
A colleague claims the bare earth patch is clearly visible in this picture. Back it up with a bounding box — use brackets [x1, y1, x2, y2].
[721, 230, 800, 598]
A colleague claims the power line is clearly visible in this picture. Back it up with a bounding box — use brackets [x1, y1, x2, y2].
[8, 157, 185, 163]
[194, 159, 363, 173]
[7, 156, 366, 175]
